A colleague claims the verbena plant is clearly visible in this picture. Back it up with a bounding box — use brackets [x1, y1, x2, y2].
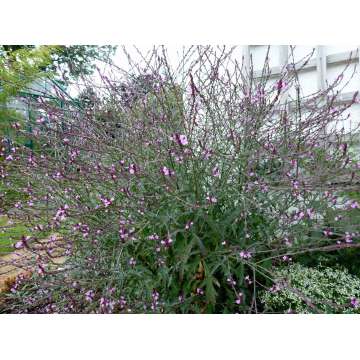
[1, 46, 360, 313]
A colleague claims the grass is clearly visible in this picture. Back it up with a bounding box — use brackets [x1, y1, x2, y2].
[0, 216, 29, 254]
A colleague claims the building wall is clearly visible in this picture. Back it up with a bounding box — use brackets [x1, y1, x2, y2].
[6, 78, 54, 120]
[245, 45, 360, 132]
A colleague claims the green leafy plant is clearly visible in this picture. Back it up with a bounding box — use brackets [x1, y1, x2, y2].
[260, 263, 360, 313]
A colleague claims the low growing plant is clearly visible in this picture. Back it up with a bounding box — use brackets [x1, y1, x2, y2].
[260, 263, 360, 313]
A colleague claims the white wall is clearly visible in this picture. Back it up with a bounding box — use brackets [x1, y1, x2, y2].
[246, 45, 360, 132]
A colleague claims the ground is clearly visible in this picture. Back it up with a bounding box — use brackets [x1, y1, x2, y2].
[0, 218, 65, 293]
[0, 215, 29, 253]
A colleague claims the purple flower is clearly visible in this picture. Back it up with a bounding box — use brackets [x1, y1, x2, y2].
[235, 293, 243, 305]
[14, 202, 22, 209]
[292, 180, 299, 190]
[196, 288, 204, 296]
[345, 200, 359, 210]
[179, 135, 188, 145]
[119, 296, 127, 309]
[345, 232, 353, 243]
[27, 155, 35, 165]
[282, 255, 292, 262]
[128, 163, 138, 174]
[323, 229, 333, 237]
[85, 290, 95, 302]
[339, 143, 347, 153]
[276, 79, 287, 92]
[161, 165, 174, 177]
[14, 236, 30, 250]
[53, 205, 69, 222]
[160, 236, 173, 248]
[239, 250, 252, 259]
[202, 148, 213, 160]
[176, 134, 188, 146]
[119, 226, 131, 241]
[269, 283, 282, 293]
[161, 166, 174, 177]
[100, 195, 114, 208]
[151, 289, 160, 310]
[306, 208, 315, 219]
[100, 297, 106, 306]
[14, 241, 23, 249]
[129, 257, 136, 266]
[297, 211, 305, 220]
[206, 195, 217, 204]
[350, 297, 359, 308]
[100, 297, 115, 313]
[212, 166, 220, 177]
[351, 201, 360, 209]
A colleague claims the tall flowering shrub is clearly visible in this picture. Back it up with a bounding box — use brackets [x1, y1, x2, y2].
[1, 46, 360, 313]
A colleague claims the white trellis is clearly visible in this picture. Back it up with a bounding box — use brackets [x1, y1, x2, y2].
[242, 45, 360, 132]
